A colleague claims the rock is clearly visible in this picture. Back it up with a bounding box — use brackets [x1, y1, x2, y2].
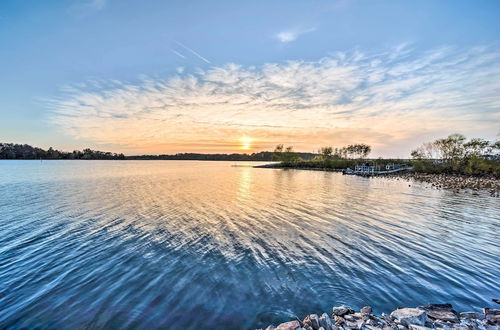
[265, 326, 276, 330]
[449, 326, 468, 330]
[319, 313, 333, 330]
[459, 318, 484, 329]
[332, 306, 355, 316]
[275, 320, 301, 330]
[408, 325, 432, 330]
[344, 314, 360, 322]
[367, 316, 388, 328]
[362, 306, 373, 315]
[493, 299, 500, 305]
[390, 308, 429, 326]
[418, 304, 458, 323]
[381, 313, 392, 322]
[344, 320, 359, 328]
[364, 326, 383, 330]
[432, 320, 455, 329]
[333, 315, 344, 326]
[484, 308, 500, 326]
[460, 312, 480, 320]
[382, 326, 399, 330]
[303, 314, 320, 330]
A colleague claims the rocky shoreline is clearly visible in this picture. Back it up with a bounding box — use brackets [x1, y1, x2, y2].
[261, 303, 500, 330]
[381, 172, 500, 197]
[255, 164, 500, 197]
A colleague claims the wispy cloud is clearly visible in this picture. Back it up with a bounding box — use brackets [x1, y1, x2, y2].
[174, 41, 211, 64]
[48, 45, 500, 156]
[171, 49, 186, 59]
[274, 27, 316, 43]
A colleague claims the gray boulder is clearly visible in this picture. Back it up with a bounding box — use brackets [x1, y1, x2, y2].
[390, 308, 429, 326]
[408, 325, 433, 330]
[484, 308, 500, 326]
[275, 320, 301, 330]
[332, 306, 355, 316]
[361, 306, 373, 315]
[460, 312, 480, 320]
[417, 304, 458, 323]
[319, 313, 333, 330]
[303, 314, 320, 330]
[363, 325, 383, 330]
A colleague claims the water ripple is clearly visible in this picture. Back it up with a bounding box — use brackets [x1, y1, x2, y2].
[0, 160, 499, 329]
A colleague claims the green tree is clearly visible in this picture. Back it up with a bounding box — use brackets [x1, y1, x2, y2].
[319, 146, 333, 161]
[282, 146, 299, 164]
[272, 144, 284, 161]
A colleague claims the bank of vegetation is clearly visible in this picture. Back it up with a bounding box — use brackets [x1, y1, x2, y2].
[0, 143, 316, 161]
[127, 151, 315, 161]
[0, 143, 126, 160]
[410, 134, 500, 177]
[270, 134, 500, 178]
[2, 134, 499, 178]
[270, 143, 409, 170]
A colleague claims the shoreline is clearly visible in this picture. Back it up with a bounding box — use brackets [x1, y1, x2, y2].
[255, 164, 500, 196]
[262, 303, 500, 330]
[382, 172, 500, 197]
[254, 163, 344, 172]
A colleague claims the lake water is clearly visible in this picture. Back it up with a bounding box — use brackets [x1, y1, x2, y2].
[0, 160, 498, 329]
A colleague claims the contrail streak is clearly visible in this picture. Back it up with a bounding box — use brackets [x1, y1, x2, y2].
[174, 40, 211, 64]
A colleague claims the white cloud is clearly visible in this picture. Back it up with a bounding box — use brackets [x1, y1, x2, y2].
[274, 27, 316, 43]
[48, 45, 500, 156]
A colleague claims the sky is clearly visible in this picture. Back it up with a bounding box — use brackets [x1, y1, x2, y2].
[1, 0, 499, 157]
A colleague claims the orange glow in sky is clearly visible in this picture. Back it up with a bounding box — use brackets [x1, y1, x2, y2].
[48, 46, 500, 157]
[240, 137, 253, 150]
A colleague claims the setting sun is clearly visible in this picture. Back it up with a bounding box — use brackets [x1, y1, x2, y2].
[240, 137, 252, 150]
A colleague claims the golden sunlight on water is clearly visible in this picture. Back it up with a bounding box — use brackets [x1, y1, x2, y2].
[237, 167, 253, 202]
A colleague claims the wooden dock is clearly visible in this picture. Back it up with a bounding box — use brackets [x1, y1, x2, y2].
[342, 165, 412, 176]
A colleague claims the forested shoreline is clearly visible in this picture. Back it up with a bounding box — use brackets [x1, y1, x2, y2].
[269, 134, 500, 177]
[0, 143, 315, 161]
[3, 134, 499, 178]
[0, 143, 126, 160]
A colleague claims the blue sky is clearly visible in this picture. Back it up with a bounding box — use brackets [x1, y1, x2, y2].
[1, 0, 499, 156]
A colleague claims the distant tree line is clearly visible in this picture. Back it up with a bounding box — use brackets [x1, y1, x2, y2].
[0, 143, 125, 160]
[411, 134, 500, 176]
[0, 143, 316, 161]
[272, 143, 372, 165]
[317, 144, 372, 160]
[127, 151, 316, 161]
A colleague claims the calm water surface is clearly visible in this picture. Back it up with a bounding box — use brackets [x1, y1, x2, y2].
[0, 160, 498, 329]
